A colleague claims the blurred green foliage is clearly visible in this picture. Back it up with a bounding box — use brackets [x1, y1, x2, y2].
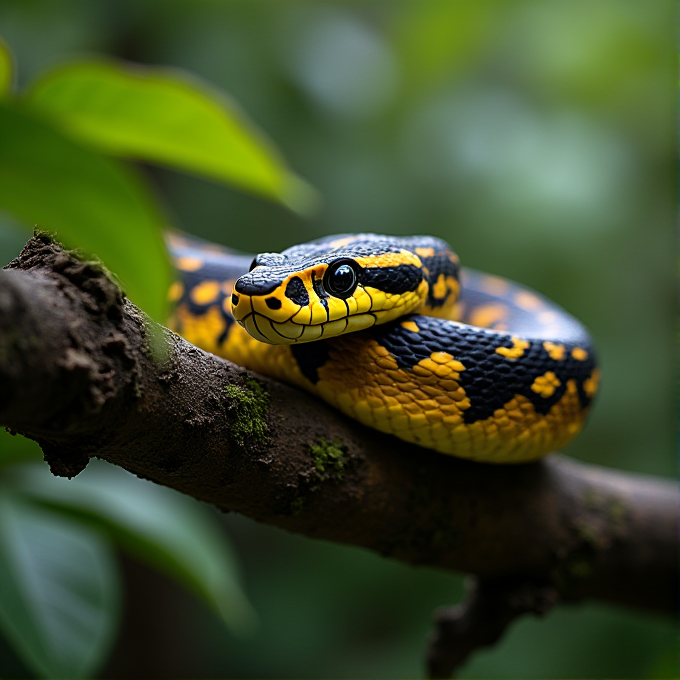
[0, 488, 121, 679]
[0, 439, 256, 679]
[0, 0, 675, 678]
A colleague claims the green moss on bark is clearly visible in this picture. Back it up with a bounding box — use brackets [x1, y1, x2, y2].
[225, 378, 269, 443]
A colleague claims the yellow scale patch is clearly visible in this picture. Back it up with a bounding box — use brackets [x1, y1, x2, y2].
[432, 274, 448, 299]
[167, 280, 184, 303]
[531, 371, 561, 398]
[176, 256, 203, 272]
[571, 347, 589, 361]
[514, 290, 543, 311]
[415, 247, 435, 258]
[495, 337, 530, 359]
[432, 273, 457, 301]
[480, 274, 509, 295]
[191, 280, 221, 306]
[401, 320, 420, 333]
[583, 368, 601, 398]
[310, 337, 471, 450]
[542, 341, 565, 361]
[469, 303, 508, 329]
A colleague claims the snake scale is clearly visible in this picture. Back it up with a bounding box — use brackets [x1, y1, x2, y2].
[166, 232, 599, 463]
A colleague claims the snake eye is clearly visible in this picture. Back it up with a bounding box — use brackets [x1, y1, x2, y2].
[324, 259, 359, 299]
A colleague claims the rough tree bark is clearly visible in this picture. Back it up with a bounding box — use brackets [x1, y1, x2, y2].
[1, 235, 677, 677]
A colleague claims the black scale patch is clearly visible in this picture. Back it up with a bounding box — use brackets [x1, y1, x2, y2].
[285, 276, 310, 306]
[291, 341, 331, 384]
[360, 264, 423, 294]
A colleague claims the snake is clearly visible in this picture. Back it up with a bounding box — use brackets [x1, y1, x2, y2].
[166, 232, 599, 463]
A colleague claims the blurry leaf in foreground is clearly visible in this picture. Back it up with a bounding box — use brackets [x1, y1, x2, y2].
[0, 493, 120, 679]
[0, 37, 12, 97]
[10, 460, 257, 635]
[26, 60, 319, 215]
[0, 103, 171, 321]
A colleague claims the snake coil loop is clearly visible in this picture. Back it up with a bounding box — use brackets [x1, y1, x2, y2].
[168, 232, 599, 463]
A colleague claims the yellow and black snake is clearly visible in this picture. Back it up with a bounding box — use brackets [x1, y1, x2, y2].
[166, 232, 599, 463]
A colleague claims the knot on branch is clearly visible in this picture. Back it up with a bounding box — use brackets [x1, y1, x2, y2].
[1, 234, 138, 472]
[427, 576, 558, 678]
[5, 230, 125, 321]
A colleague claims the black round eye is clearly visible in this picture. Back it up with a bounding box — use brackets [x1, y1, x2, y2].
[323, 259, 358, 298]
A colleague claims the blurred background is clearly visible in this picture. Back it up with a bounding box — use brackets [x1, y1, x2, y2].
[0, 0, 675, 677]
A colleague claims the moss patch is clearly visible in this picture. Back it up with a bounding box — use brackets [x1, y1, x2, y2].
[309, 437, 348, 481]
[143, 319, 172, 364]
[224, 378, 269, 443]
[286, 437, 351, 516]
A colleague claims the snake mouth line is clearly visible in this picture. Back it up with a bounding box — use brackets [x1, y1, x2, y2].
[239, 310, 378, 344]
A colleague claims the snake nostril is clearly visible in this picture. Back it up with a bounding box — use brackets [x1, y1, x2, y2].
[266, 297, 282, 310]
[231, 293, 240, 306]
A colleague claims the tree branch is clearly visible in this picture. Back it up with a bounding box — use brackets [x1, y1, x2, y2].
[1, 236, 677, 676]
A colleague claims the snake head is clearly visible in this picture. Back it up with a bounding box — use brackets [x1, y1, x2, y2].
[230, 234, 459, 345]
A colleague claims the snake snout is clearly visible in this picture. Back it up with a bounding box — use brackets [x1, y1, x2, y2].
[233, 272, 284, 296]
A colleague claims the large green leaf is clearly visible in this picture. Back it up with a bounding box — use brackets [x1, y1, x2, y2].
[26, 60, 317, 214]
[0, 493, 120, 679]
[0, 103, 171, 321]
[10, 461, 256, 635]
[0, 37, 12, 97]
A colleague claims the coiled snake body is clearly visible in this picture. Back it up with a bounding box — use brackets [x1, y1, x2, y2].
[167, 232, 599, 463]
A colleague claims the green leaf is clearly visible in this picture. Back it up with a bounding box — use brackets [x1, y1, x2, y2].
[26, 59, 318, 215]
[0, 37, 13, 97]
[0, 493, 120, 679]
[0, 103, 171, 321]
[10, 461, 256, 635]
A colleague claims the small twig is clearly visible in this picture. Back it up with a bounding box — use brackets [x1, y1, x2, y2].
[427, 577, 558, 678]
